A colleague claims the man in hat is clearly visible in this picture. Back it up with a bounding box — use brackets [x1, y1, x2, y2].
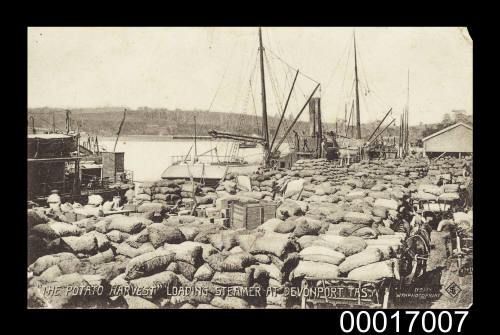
[125, 184, 135, 204]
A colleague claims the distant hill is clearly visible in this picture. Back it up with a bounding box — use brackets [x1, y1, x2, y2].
[27, 107, 470, 143]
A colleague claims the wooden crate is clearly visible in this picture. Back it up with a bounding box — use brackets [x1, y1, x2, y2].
[230, 201, 277, 230]
[261, 201, 278, 222]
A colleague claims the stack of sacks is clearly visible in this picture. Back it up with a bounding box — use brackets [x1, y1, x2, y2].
[290, 218, 403, 284]
[215, 171, 282, 204]
[28, 208, 300, 308]
[245, 230, 299, 308]
[29, 155, 471, 309]
[71, 196, 104, 218]
[135, 179, 216, 211]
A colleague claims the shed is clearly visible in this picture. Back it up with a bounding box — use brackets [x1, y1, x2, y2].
[422, 122, 472, 157]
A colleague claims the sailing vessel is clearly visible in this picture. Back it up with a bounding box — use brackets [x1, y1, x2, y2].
[209, 27, 321, 168]
[326, 30, 397, 160]
[162, 27, 321, 183]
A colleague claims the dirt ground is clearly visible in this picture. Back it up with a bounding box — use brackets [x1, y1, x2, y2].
[428, 230, 473, 309]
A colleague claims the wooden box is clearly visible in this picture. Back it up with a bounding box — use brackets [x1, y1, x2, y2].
[230, 201, 277, 230]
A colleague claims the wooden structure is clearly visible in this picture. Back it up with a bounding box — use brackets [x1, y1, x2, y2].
[422, 123, 472, 158]
[308, 97, 323, 158]
[28, 134, 81, 200]
[101, 151, 125, 183]
[28, 156, 81, 201]
[230, 201, 277, 230]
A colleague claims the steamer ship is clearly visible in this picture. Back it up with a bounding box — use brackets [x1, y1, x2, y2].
[27, 110, 134, 206]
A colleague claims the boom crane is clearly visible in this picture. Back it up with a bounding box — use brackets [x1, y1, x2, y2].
[207, 130, 267, 145]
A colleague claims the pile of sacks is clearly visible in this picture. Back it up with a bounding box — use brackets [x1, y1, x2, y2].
[134, 180, 218, 211]
[27, 203, 403, 309]
[27, 208, 303, 309]
[257, 212, 403, 287]
[268, 159, 413, 232]
[37, 195, 107, 224]
[426, 157, 470, 185]
[412, 183, 461, 203]
[27, 157, 472, 308]
[437, 210, 473, 235]
[213, 172, 282, 205]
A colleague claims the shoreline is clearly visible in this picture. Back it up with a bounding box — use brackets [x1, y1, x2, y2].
[98, 135, 231, 142]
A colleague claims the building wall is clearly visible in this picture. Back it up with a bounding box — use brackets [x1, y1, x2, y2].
[28, 161, 67, 198]
[424, 125, 472, 153]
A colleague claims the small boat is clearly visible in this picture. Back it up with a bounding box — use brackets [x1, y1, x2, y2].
[161, 116, 254, 186]
[161, 161, 258, 187]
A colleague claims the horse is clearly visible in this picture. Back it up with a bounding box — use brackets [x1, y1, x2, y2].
[398, 211, 433, 285]
[337, 148, 358, 166]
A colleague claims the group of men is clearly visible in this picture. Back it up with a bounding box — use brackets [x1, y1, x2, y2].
[45, 183, 136, 211]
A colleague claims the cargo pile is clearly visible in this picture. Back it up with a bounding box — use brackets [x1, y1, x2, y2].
[133, 180, 218, 210]
[27, 156, 472, 309]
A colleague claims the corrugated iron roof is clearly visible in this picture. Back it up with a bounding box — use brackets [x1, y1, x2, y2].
[422, 122, 472, 142]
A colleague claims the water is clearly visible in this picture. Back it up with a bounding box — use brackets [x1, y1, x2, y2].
[98, 137, 268, 182]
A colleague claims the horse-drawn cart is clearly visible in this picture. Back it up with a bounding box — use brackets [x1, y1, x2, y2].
[444, 226, 473, 276]
[299, 222, 434, 309]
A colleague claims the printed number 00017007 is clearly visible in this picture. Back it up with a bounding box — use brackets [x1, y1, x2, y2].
[340, 311, 468, 333]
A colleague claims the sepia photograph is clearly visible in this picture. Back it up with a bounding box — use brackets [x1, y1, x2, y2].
[27, 27, 473, 310]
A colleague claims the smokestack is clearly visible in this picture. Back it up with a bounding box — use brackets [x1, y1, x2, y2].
[309, 98, 318, 136]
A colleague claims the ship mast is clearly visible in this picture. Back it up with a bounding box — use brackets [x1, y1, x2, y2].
[259, 27, 270, 163]
[353, 31, 361, 140]
[406, 69, 410, 156]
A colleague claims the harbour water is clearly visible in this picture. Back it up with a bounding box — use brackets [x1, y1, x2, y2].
[98, 137, 271, 182]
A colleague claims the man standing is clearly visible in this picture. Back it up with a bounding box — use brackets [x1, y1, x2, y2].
[125, 184, 135, 204]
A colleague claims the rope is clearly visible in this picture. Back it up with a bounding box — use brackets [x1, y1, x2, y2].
[324, 33, 352, 90]
[264, 50, 285, 117]
[265, 47, 320, 85]
[357, 44, 371, 93]
[207, 38, 240, 113]
[249, 78, 261, 135]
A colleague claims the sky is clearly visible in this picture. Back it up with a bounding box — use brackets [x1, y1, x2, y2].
[28, 27, 472, 126]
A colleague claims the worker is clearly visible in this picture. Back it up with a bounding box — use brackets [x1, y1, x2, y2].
[47, 189, 62, 212]
[463, 161, 473, 209]
[463, 161, 472, 178]
[112, 193, 122, 209]
[125, 184, 135, 204]
[303, 136, 309, 151]
[293, 130, 299, 150]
